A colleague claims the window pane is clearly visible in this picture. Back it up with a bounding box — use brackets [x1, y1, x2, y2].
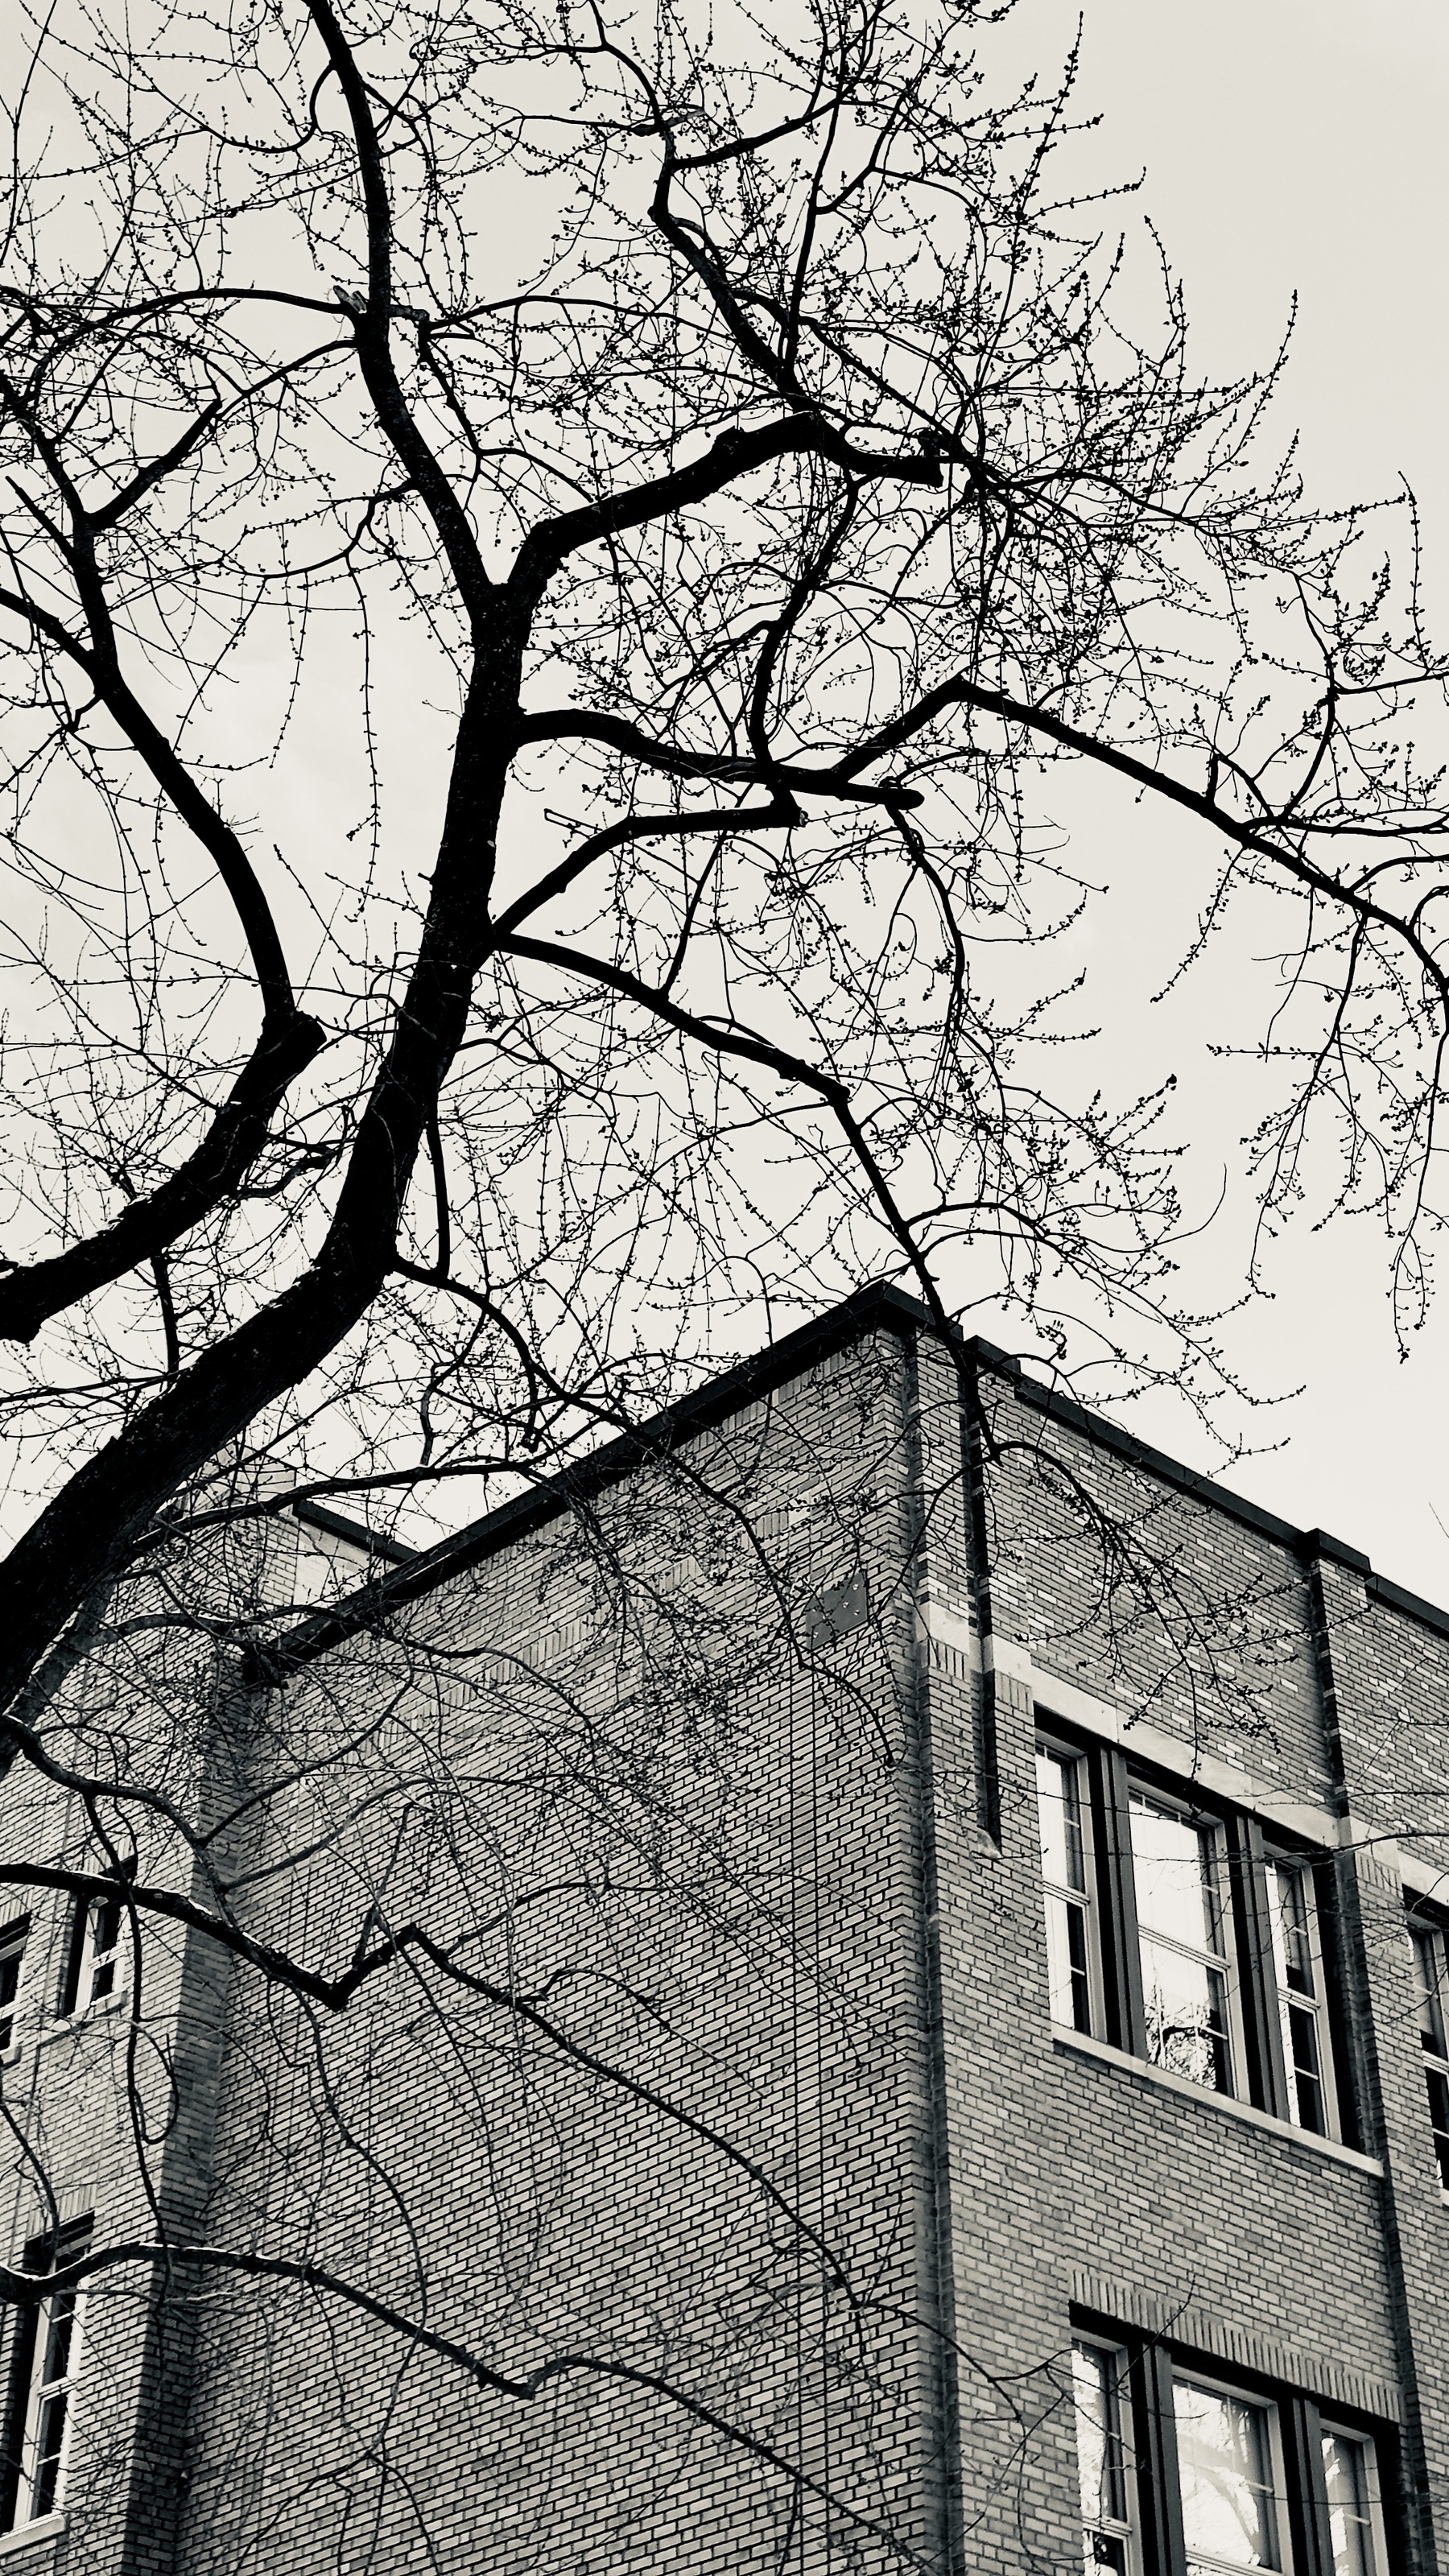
[1268, 1866, 1315, 1996]
[1282, 2000, 1326, 2134]
[1174, 2379, 1281, 2572]
[1038, 1751, 1087, 1893]
[1072, 2343, 1121, 2524]
[1322, 2432, 1377, 2576]
[31, 2392, 66, 2520]
[1046, 1893, 1092, 2032]
[1425, 2064, 1449, 2190]
[40, 2291, 76, 2391]
[1071, 2342, 1131, 2573]
[1413, 1929, 1447, 2055]
[1130, 1798, 1224, 1956]
[1141, 1938, 1232, 2091]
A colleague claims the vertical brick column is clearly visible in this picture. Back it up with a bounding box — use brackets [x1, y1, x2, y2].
[1314, 1551, 1449, 2576]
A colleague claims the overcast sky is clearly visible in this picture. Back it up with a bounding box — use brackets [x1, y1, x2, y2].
[1040, 1, 1449, 1597]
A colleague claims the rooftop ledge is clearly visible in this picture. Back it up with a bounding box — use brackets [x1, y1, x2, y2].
[263, 1280, 1449, 1676]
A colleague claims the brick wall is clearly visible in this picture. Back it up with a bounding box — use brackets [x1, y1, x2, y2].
[2, 1297, 1447, 2576]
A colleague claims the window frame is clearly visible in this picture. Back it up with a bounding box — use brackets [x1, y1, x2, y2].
[1316, 2417, 1390, 2576]
[56, 1864, 134, 2022]
[1071, 2332, 1142, 2575]
[1037, 1734, 1107, 2039]
[1037, 1717, 1350, 2144]
[1171, 2363, 1294, 2576]
[1128, 1782, 1247, 2104]
[0, 2217, 90, 2535]
[1407, 1911, 1449, 2195]
[0, 1918, 29, 2060]
[1071, 2313, 1397, 2576]
[1262, 1852, 1341, 2142]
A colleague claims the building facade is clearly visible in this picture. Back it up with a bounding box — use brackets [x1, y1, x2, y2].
[0, 1283, 1447, 2576]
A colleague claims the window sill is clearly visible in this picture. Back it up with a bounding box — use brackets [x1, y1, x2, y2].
[39, 1992, 125, 2044]
[1052, 2026, 1385, 2174]
[0, 2514, 64, 2558]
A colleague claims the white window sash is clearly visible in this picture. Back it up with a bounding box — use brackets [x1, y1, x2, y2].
[14, 2280, 84, 2526]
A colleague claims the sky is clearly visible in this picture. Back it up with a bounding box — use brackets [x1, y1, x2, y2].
[4, 0, 1445, 1600]
[1012, 0, 1449, 1602]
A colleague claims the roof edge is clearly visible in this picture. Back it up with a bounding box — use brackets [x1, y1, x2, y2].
[253, 1284, 1449, 1677]
[258, 1281, 927, 1676]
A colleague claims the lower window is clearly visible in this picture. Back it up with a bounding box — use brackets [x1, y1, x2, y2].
[1072, 2337, 1138, 2573]
[1174, 2372, 1287, 2574]
[1319, 2425, 1389, 2576]
[1069, 2332, 1393, 2576]
[1, 2217, 90, 2531]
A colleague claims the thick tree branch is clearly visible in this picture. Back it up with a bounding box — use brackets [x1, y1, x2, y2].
[509, 412, 939, 607]
[302, 0, 495, 634]
[0, 572, 299, 1018]
[512, 704, 923, 807]
[0, 1009, 325, 1344]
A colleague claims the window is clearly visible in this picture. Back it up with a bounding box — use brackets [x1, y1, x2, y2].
[1068, 2322, 1394, 2576]
[1, 2217, 90, 2532]
[1130, 1794, 1236, 2097]
[1037, 1744, 1096, 2033]
[1035, 1725, 1351, 2141]
[0, 1919, 28, 2054]
[57, 1866, 132, 2020]
[1409, 1918, 1449, 2191]
[1319, 2424, 1388, 2576]
[1174, 2374, 1287, 2574]
[1071, 2337, 1137, 2573]
[1265, 1861, 1337, 2139]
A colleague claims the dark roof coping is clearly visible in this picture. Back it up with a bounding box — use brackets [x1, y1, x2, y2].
[258, 1281, 1449, 1674]
[293, 1498, 415, 1567]
[1365, 1570, 1449, 1644]
[1302, 1528, 1373, 1577]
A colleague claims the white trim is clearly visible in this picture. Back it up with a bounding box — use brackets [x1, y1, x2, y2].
[1052, 2027, 1385, 2173]
[1029, 1663, 1340, 1852]
[914, 1589, 977, 1657]
[931, 1624, 1346, 1852]
[984, 1632, 1034, 1686]
[1398, 1847, 1449, 1901]
[0, 2516, 64, 2559]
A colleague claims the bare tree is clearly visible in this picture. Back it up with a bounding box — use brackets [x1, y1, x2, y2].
[1, 0, 1446, 1678]
[0, 0, 1446, 2564]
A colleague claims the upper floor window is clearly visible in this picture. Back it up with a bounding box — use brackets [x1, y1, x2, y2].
[1129, 1792, 1236, 2096]
[1408, 1917, 1449, 2190]
[57, 1864, 133, 2020]
[1037, 1744, 1095, 2035]
[1265, 1860, 1337, 2139]
[1034, 1726, 1350, 2143]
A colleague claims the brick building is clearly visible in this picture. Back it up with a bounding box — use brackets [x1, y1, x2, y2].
[1, 1282, 1447, 2576]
